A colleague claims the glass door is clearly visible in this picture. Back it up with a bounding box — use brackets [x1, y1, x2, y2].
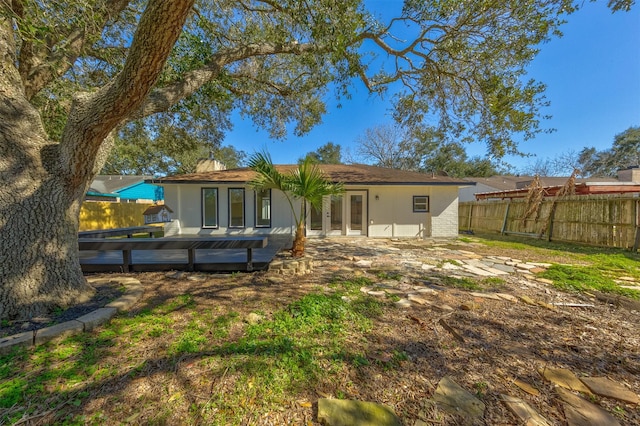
[346, 191, 367, 236]
[307, 203, 324, 236]
[326, 195, 343, 236]
[306, 193, 365, 236]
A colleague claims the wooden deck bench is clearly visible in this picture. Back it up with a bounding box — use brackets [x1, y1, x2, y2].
[78, 236, 268, 272]
[79, 225, 161, 239]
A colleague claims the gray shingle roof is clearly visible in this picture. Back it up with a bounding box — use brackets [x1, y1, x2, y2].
[89, 175, 154, 194]
[150, 164, 472, 186]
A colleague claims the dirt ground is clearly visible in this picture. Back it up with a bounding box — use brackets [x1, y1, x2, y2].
[5, 237, 640, 425]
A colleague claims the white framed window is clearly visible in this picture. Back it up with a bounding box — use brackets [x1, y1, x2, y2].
[202, 188, 218, 228]
[413, 195, 429, 212]
[229, 188, 245, 228]
[255, 189, 271, 228]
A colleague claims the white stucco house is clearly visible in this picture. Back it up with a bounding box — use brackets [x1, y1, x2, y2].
[148, 164, 473, 239]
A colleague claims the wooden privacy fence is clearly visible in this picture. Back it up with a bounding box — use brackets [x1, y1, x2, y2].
[459, 195, 640, 250]
[79, 202, 153, 231]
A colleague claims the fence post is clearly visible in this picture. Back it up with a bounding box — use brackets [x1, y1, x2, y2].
[546, 201, 558, 242]
[467, 203, 473, 231]
[634, 199, 640, 252]
[500, 201, 511, 235]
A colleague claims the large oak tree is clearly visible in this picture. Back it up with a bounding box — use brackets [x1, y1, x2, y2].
[0, 0, 629, 319]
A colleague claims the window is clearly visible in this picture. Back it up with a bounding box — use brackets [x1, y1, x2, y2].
[413, 196, 429, 212]
[229, 188, 245, 228]
[255, 189, 271, 228]
[202, 188, 218, 228]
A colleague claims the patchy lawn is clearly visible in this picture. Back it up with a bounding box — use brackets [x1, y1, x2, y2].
[1, 236, 639, 425]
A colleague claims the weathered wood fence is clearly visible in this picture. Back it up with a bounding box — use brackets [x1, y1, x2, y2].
[459, 195, 640, 250]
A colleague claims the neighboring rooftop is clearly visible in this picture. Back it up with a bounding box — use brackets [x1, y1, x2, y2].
[463, 175, 619, 191]
[89, 175, 154, 194]
[471, 167, 640, 200]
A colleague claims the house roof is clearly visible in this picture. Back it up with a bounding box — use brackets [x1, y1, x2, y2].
[142, 205, 173, 215]
[89, 175, 154, 194]
[149, 164, 473, 186]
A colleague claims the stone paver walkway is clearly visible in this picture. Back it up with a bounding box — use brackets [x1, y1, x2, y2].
[298, 238, 640, 425]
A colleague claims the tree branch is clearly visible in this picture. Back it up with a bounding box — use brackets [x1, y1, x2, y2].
[132, 41, 323, 119]
[59, 0, 195, 191]
[14, 0, 131, 100]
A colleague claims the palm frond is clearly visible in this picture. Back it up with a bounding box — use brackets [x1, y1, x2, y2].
[288, 157, 344, 209]
[247, 150, 288, 191]
[248, 151, 344, 228]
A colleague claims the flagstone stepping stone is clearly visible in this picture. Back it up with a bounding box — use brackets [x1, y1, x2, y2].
[556, 387, 621, 426]
[395, 298, 412, 308]
[187, 274, 207, 282]
[579, 377, 640, 405]
[166, 271, 185, 279]
[317, 398, 402, 426]
[538, 367, 592, 394]
[457, 249, 478, 256]
[528, 262, 552, 268]
[491, 264, 516, 273]
[470, 292, 502, 301]
[442, 262, 462, 270]
[354, 260, 373, 268]
[496, 293, 518, 302]
[484, 267, 511, 276]
[421, 263, 436, 270]
[266, 276, 286, 284]
[500, 394, 551, 426]
[408, 294, 431, 305]
[432, 303, 455, 312]
[460, 301, 480, 311]
[519, 296, 556, 310]
[512, 379, 540, 396]
[376, 281, 401, 288]
[461, 264, 496, 277]
[367, 290, 387, 297]
[432, 376, 485, 423]
[414, 287, 438, 294]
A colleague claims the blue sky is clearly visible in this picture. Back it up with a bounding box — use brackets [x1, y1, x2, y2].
[223, 2, 640, 172]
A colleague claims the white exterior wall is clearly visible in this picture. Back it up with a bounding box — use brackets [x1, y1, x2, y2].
[163, 183, 460, 239]
[162, 184, 295, 237]
[366, 185, 458, 238]
[429, 186, 459, 238]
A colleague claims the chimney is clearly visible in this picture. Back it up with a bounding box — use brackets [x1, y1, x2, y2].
[617, 166, 640, 183]
[196, 159, 226, 173]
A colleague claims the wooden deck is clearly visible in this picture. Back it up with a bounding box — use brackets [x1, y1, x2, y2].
[79, 225, 161, 238]
[79, 236, 289, 273]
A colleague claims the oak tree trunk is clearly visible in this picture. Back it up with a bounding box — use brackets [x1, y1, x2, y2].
[0, 0, 195, 320]
[0, 173, 95, 320]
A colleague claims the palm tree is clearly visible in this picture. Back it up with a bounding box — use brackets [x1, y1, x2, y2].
[248, 151, 344, 257]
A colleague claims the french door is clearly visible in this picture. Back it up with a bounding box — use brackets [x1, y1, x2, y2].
[307, 191, 367, 236]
